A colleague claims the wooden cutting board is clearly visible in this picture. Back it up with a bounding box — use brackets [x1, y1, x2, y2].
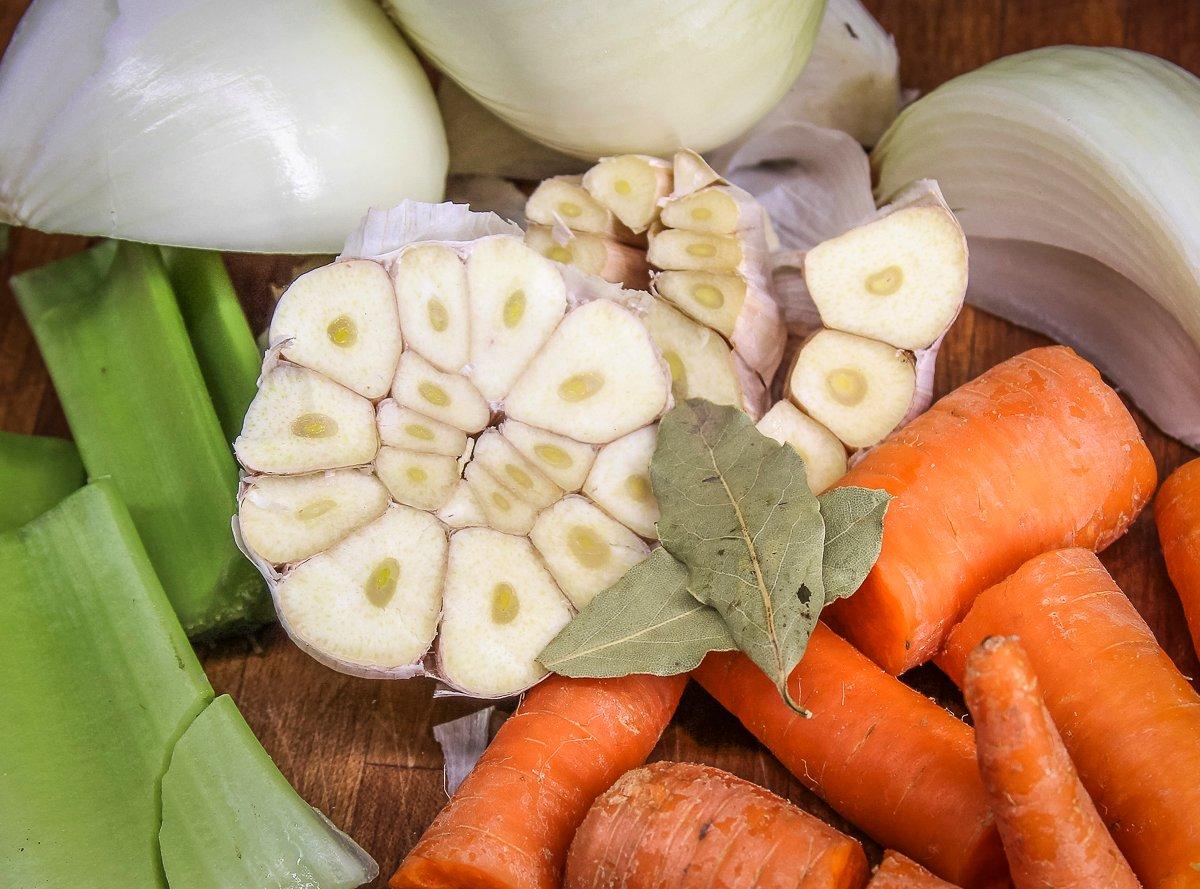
[2, 1, 1197, 884]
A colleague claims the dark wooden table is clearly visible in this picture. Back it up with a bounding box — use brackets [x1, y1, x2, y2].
[3, 1, 1198, 882]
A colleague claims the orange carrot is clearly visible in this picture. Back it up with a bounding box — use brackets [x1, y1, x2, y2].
[826, 345, 1155, 675]
[391, 674, 686, 889]
[693, 624, 1007, 888]
[868, 851, 959, 888]
[563, 761, 869, 889]
[963, 635, 1141, 889]
[941, 549, 1200, 888]
[1156, 457, 1200, 655]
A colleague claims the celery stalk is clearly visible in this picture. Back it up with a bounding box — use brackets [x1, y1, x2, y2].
[0, 482, 213, 887]
[160, 695, 378, 889]
[0, 430, 85, 531]
[13, 241, 269, 636]
[160, 248, 262, 442]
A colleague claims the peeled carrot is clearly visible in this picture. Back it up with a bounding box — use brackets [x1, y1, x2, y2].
[941, 549, 1200, 888]
[1156, 457, 1200, 655]
[826, 345, 1155, 675]
[391, 674, 686, 889]
[868, 851, 959, 888]
[564, 761, 869, 889]
[693, 624, 1007, 888]
[963, 635, 1140, 889]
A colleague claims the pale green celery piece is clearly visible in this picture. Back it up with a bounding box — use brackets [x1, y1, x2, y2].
[0, 482, 214, 888]
[160, 695, 378, 889]
[12, 241, 270, 636]
[160, 247, 262, 443]
[0, 430, 85, 531]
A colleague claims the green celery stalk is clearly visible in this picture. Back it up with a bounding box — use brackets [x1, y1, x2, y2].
[0, 430, 85, 531]
[0, 482, 213, 887]
[160, 695, 378, 889]
[160, 248, 262, 443]
[13, 241, 269, 636]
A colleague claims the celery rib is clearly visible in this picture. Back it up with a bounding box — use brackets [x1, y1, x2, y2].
[160, 248, 262, 443]
[13, 241, 269, 636]
[0, 430, 85, 531]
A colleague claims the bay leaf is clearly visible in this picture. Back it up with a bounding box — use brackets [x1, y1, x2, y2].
[538, 548, 735, 677]
[818, 486, 891, 601]
[652, 399, 826, 713]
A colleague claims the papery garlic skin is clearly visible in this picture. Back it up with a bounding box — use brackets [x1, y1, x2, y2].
[872, 46, 1200, 446]
[386, 0, 825, 159]
[0, 0, 447, 253]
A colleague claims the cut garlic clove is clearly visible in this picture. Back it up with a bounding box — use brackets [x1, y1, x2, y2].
[647, 228, 744, 273]
[582, 426, 660, 539]
[581, 155, 672, 234]
[437, 480, 487, 529]
[437, 528, 572, 697]
[653, 270, 745, 338]
[269, 260, 401, 399]
[275, 505, 446, 673]
[391, 243, 470, 373]
[505, 300, 671, 444]
[500, 419, 597, 492]
[375, 446, 461, 511]
[524, 225, 650, 290]
[238, 470, 390, 565]
[659, 186, 745, 235]
[235, 364, 378, 474]
[525, 175, 637, 244]
[464, 463, 539, 535]
[804, 204, 968, 351]
[391, 350, 490, 433]
[529, 495, 650, 609]
[471, 430, 563, 509]
[755, 401, 848, 494]
[466, 236, 568, 402]
[376, 398, 469, 457]
[788, 329, 916, 449]
[643, 298, 746, 411]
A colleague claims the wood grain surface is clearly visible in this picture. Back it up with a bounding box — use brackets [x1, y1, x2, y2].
[2, 1, 1197, 883]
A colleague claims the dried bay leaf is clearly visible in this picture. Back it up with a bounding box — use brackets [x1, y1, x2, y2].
[538, 548, 735, 677]
[818, 487, 891, 601]
[653, 399, 826, 713]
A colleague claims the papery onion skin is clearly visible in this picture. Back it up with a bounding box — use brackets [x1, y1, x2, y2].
[0, 0, 447, 254]
[386, 0, 826, 160]
[871, 46, 1200, 446]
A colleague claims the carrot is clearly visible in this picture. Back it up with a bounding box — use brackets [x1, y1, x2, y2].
[940, 549, 1200, 888]
[1156, 457, 1200, 655]
[868, 851, 959, 888]
[693, 624, 1007, 888]
[391, 673, 686, 889]
[563, 761, 869, 889]
[963, 635, 1141, 889]
[826, 345, 1155, 675]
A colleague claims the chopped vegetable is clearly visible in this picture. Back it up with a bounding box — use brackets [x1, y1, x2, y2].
[0, 430, 83, 531]
[160, 695, 377, 889]
[940, 549, 1200, 888]
[755, 401, 847, 494]
[826, 346, 1156, 674]
[872, 46, 1200, 448]
[160, 247, 262, 441]
[564, 761, 869, 888]
[693, 625, 1007, 887]
[386, 0, 824, 158]
[868, 851, 959, 888]
[1155, 458, 1200, 654]
[963, 636, 1140, 889]
[15, 241, 269, 636]
[391, 674, 686, 889]
[0, 0, 446, 253]
[0, 482, 374, 887]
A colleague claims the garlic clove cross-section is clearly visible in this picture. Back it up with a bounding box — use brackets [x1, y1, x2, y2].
[582, 425, 661, 539]
[581, 155, 673, 234]
[391, 244, 471, 373]
[755, 401, 848, 494]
